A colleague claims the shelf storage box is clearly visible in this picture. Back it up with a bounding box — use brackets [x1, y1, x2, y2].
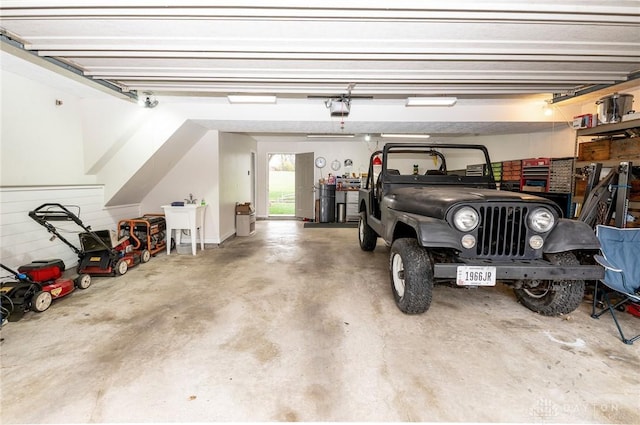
[549, 158, 574, 193]
[520, 158, 551, 192]
[491, 162, 502, 181]
[466, 163, 487, 176]
[501, 160, 522, 182]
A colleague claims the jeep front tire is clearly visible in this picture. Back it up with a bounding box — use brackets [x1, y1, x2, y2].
[513, 252, 585, 316]
[389, 238, 434, 314]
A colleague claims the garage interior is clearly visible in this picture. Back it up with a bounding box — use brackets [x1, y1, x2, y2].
[1, 2, 639, 423]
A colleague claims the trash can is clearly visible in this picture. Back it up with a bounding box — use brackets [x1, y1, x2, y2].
[318, 184, 336, 223]
[337, 203, 346, 223]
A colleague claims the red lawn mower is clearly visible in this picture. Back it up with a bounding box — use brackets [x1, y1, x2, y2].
[1, 261, 91, 322]
[29, 203, 142, 276]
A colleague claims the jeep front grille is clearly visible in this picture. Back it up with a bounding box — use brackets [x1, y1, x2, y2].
[477, 205, 529, 258]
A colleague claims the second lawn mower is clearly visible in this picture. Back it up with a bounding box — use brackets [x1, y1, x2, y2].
[29, 203, 142, 276]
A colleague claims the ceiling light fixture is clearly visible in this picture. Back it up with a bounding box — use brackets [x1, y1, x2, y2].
[364, 134, 371, 142]
[380, 133, 431, 139]
[406, 97, 457, 107]
[227, 95, 277, 104]
[306, 134, 355, 139]
[542, 100, 553, 116]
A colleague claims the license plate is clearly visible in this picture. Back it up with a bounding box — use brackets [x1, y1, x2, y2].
[456, 266, 496, 286]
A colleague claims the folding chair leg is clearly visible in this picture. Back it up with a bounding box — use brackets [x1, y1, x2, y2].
[593, 290, 640, 345]
[591, 280, 601, 318]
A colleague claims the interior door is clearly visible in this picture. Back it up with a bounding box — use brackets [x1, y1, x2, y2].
[295, 152, 315, 220]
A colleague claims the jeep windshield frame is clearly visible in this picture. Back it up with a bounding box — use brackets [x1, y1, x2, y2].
[366, 143, 497, 190]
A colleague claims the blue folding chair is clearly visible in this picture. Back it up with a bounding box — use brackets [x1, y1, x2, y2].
[591, 225, 640, 344]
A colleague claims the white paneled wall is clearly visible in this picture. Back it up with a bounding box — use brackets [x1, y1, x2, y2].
[0, 186, 140, 271]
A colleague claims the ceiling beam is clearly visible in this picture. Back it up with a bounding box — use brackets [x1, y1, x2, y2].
[0, 33, 137, 100]
[1, 2, 638, 25]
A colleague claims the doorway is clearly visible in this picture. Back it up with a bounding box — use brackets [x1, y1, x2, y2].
[268, 153, 296, 216]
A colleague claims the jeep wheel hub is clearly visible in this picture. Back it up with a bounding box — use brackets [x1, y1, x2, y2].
[391, 253, 405, 297]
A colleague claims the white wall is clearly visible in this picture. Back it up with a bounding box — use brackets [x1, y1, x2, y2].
[256, 140, 372, 218]
[219, 133, 257, 241]
[0, 186, 139, 270]
[139, 131, 221, 243]
[139, 131, 257, 244]
[0, 69, 96, 185]
[80, 98, 146, 174]
[454, 126, 576, 161]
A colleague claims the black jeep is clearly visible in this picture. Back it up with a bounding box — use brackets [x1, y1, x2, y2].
[358, 143, 604, 315]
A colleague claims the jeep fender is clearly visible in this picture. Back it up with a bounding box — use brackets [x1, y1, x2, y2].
[543, 219, 600, 253]
[388, 212, 461, 250]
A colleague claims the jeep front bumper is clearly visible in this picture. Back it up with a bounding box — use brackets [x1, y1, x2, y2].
[433, 260, 604, 281]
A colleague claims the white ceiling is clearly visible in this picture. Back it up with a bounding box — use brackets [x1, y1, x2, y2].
[1, 1, 639, 137]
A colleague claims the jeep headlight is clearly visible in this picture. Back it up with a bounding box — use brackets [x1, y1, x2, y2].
[453, 207, 479, 232]
[528, 208, 555, 233]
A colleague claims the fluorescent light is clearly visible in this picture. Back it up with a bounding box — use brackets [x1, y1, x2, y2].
[227, 95, 277, 104]
[380, 134, 431, 139]
[406, 97, 457, 107]
[306, 134, 355, 139]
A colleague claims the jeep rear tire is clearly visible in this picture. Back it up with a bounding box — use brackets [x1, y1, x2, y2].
[389, 238, 434, 314]
[358, 212, 378, 251]
[514, 252, 585, 316]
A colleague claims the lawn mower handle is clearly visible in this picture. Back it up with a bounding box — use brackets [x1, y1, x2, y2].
[28, 203, 88, 255]
[0, 263, 29, 281]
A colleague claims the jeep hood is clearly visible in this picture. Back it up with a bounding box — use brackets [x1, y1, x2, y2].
[383, 186, 557, 218]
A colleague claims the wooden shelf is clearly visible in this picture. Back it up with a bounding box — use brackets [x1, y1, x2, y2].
[575, 159, 636, 168]
[574, 117, 640, 225]
[576, 119, 640, 137]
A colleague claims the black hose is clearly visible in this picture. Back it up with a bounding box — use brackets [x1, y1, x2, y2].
[1, 294, 14, 324]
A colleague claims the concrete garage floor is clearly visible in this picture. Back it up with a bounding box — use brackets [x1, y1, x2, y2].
[1, 220, 639, 423]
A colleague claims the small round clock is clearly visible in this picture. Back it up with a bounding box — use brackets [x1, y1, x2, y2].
[315, 156, 326, 168]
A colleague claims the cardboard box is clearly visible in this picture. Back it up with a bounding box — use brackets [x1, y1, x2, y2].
[235, 202, 254, 215]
